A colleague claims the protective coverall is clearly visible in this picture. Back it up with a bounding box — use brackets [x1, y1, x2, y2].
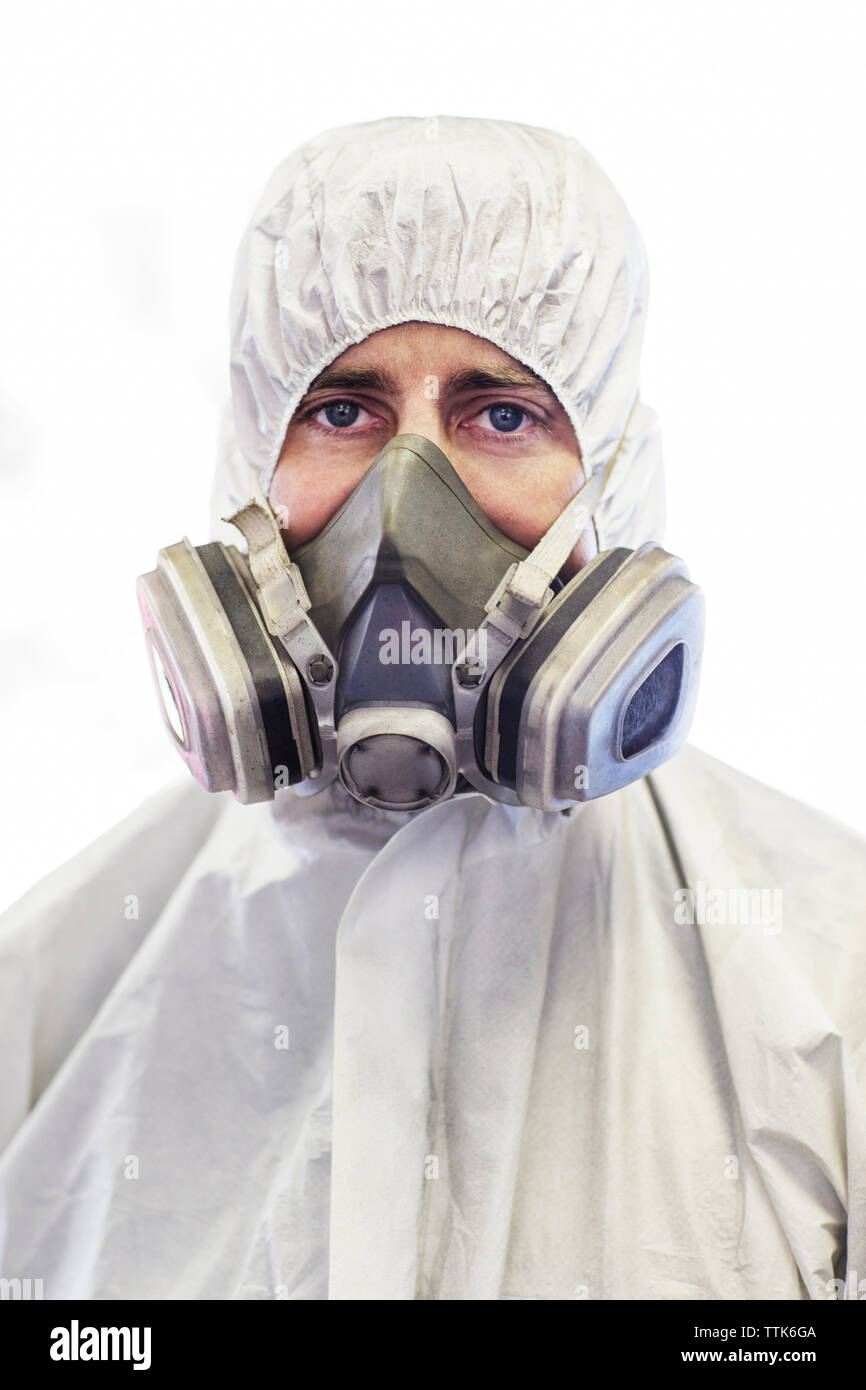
[0, 116, 863, 1301]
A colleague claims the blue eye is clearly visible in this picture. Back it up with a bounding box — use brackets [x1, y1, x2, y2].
[323, 401, 360, 427]
[488, 404, 525, 432]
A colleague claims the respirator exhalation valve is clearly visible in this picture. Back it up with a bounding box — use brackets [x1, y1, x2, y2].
[336, 706, 458, 812]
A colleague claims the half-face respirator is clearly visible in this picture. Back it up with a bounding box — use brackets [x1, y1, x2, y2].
[136, 434, 704, 813]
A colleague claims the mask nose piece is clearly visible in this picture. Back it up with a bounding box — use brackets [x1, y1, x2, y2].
[336, 708, 458, 812]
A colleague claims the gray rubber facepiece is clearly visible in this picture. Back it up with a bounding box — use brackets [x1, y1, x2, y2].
[292, 435, 528, 812]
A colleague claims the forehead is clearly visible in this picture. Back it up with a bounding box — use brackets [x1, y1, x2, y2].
[305, 321, 555, 397]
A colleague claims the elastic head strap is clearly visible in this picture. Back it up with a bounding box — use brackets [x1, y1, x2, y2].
[222, 498, 313, 639]
[523, 451, 617, 585]
[477, 452, 619, 646]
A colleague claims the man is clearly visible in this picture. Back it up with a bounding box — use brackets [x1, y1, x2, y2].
[0, 115, 863, 1301]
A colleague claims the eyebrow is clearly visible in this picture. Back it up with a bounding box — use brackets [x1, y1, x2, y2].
[303, 363, 555, 398]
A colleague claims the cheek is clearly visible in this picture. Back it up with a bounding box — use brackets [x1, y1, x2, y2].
[455, 454, 598, 577]
[458, 457, 581, 547]
[268, 456, 365, 547]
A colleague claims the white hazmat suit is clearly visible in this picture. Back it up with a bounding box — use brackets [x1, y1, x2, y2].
[1, 116, 864, 1301]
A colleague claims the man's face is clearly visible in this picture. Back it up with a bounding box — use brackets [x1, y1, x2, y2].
[270, 321, 598, 578]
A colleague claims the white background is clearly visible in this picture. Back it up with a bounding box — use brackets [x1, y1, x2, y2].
[1, 0, 864, 912]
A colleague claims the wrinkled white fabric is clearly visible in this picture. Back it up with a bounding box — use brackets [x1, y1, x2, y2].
[2, 116, 865, 1302]
[209, 115, 664, 554]
[0, 748, 864, 1299]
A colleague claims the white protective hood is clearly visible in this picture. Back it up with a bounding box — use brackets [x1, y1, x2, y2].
[1, 117, 865, 1302]
[209, 114, 664, 553]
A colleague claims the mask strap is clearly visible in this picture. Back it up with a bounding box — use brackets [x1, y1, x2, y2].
[524, 451, 617, 584]
[221, 496, 339, 759]
[222, 496, 314, 646]
[475, 451, 618, 656]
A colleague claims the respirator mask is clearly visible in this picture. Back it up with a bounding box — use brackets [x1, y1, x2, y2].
[137, 434, 704, 813]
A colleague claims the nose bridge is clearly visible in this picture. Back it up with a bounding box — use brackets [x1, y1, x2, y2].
[378, 438, 423, 533]
[376, 433, 462, 508]
[393, 381, 446, 445]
